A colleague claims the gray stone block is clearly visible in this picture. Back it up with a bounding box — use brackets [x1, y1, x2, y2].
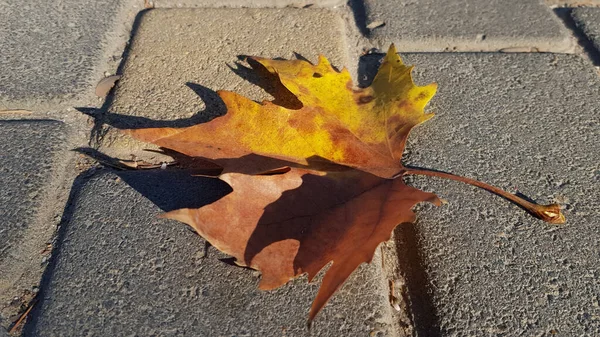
[26, 170, 394, 336]
[0, 120, 66, 263]
[0, 119, 67, 329]
[0, 0, 123, 103]
[359, 52, 600, 335]
[362, 0, 574, 52]
[572, 7, 600, 54]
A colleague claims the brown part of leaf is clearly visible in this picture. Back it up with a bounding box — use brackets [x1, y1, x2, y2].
[162, 168, 440, 322]
[403, 167, 566, 224]
[9, 298, 37, 334]
[95, 75, 121, 98]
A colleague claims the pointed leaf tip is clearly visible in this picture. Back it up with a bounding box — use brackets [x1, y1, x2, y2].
[384, 43, 403, 65]
[387, 43, 397, 55]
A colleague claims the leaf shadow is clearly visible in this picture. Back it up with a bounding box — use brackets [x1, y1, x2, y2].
[74, 148, 232, 213]
[79, 82, 224, 130]
[228, 56, 303, 109]
[357, 52, 384, 88]
[394, 223, 442, 336]
[81, 51, 316, 143]
[243, 173, 337, 270]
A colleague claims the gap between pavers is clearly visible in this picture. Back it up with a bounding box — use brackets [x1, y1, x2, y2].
[357, 51, 600, 335]
[25, 169, 394, 336]
[358, 0, 575, 52]
[151, 0, 345, 8]
[546, 0, 600, 7]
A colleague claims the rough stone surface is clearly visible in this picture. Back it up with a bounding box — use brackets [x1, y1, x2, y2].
[362, 0, 574, 52]
[572, 7, 600, 53]
[26, 170, 394, 336]
[0, 0, 124, 104]
[97, 8, 348, 160]
[153, 0, 344, 7]
[359, 52, 600, 335]
[0, 120, 67, 330]
[0, 120, 66, 264]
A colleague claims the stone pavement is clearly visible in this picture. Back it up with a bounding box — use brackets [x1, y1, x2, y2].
[0, 0, 599, 336]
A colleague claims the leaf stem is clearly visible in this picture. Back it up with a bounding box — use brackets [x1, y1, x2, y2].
[402, 167, 565, 224]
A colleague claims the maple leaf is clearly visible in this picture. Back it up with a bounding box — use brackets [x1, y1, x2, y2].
[127, 45, 435, 178]
[163, 167, 440, 322]
[125, 45, 565, 324]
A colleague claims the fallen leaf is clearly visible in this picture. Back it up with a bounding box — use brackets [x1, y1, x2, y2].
[128, 44, 436, 179]
[95, 75, 121, 98]
[163, 167, 440, 322]
[125, 44, 565, 323]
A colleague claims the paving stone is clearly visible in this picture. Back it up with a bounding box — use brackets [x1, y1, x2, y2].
[362, 0, 574, 52]
[153, 0, 344, 7]
[0, 120, 67, 329]
[358, 52, 600, 335]
[572, 7, 600, 53]
[0, 120, 66, 264]
[0, 0, 124, 104]
[98, 8, 348, 159]
[26, 170, 394, 336]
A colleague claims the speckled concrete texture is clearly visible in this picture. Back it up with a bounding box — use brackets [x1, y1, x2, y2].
[0, 0, 124, 104]
[0, 120, 66, 263]
[572, 7, 600, 53]
[97, 8, 348, 159]
[0, 120, 67, 330]
[360, 52, 600, 335]
[362, 0, 574, 52]
[26, 170, 394, 336]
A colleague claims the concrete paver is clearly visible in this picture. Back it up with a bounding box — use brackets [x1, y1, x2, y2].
[572, 7, 600, 54]
[0, 120, 65, 262]
[98, 8, 348, 160]
[0, 0, 125, 106]
[359, 52, 599, 335]
[0, 120, 67, 329]
[362, 0, 574, 52]
[26, 170, 394, 336]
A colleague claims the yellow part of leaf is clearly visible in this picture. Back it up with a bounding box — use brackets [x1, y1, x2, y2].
[252, 44, 437, 160]
[128, 44, 436, 178]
